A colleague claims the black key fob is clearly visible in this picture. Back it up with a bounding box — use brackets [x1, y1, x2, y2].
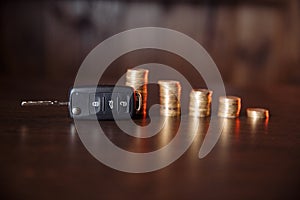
[69, 85, 141, 120]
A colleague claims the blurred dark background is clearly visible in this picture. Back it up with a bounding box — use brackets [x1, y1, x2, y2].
[0, 0, 299, 88]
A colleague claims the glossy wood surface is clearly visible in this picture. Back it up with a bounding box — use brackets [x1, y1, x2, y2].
[0, 78, 300, 199]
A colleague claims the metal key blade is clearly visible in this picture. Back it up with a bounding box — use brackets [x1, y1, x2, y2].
[21, 101, 68, 106]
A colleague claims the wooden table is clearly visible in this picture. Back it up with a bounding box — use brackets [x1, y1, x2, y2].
[1, 78, 300, 199]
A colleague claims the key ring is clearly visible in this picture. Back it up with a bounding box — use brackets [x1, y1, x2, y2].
[135, 91, 142, 112]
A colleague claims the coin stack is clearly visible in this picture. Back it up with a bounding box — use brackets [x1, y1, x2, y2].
[189, 89, 213, 117]
[247, 108, 269, 118]
[158, 80, 181, 117]
[125, 68, 149, 116]
[218, 96, 241, 118]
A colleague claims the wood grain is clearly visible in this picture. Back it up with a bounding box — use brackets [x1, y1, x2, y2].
[0, 78, 299, 199]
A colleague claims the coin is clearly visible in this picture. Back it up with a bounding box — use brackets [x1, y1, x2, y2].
[189, 89, 212, 117]
[218, 96, 241, 118]
[158, 80, 181, 117]
[125, 68, 149, 116]
[246, 108, 269, 118]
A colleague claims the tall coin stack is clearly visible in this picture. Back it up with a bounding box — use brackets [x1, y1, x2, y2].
[158, 80, 181, 117]
[218, 96, 241, 118]
[189, 89, 213, 117]
[125, 68, 149, 116]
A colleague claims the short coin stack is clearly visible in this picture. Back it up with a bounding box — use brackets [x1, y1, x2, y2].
[189, 89, 212, 117]
[125, 68, 149, 116]
[158, 80, 181, 117]
[218, 96, 241, 118]
[247, 108, 269, 118]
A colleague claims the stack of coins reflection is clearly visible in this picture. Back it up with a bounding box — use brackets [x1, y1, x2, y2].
[125, 68, 149, 116]
[189, 89, 212, 117]
[218, 96, 241, 118]
[246, 108, 269, 118]
[158, 80, 181, 117]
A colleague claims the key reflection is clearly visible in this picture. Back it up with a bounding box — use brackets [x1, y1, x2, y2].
[20, 125, 28, 141]
[69, 123, 77, 148]
[78, 114, 248, 172]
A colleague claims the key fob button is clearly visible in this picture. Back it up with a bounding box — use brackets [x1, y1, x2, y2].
[89, 93, 101, 114]
[104, 93, 116, 111]
[118, 93, 130, 113]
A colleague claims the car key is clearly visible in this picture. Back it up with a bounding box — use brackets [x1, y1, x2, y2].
[21, 85, 142, 120]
